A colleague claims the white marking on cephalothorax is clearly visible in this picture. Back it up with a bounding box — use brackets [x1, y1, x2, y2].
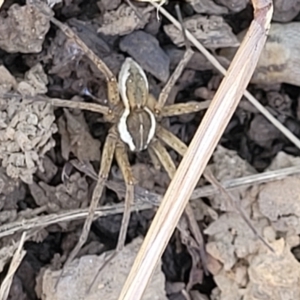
[118, 108, 136, 151]
[144, 107, 156, 146]
[139, 123, 144, 151]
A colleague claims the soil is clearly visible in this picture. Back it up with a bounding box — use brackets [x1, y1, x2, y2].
[1, 0, 300, 299]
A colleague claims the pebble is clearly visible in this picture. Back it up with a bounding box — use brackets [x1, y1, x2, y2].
[119, 30, 170, 82]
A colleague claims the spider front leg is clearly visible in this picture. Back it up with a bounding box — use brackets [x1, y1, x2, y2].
[153, 48, 208, 117]
[64, 126, 117, 266]
[155, 48, 194, 111]
[160, 101, 210, 117]
[35, 8, 121, 108]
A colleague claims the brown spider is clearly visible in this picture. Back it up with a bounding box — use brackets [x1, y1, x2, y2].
[35, 4, 207, 275]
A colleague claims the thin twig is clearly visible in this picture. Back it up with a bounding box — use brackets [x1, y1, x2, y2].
[0, 233, 27, 300]
[175, 4, 190, 50]
[0, 203, 150, 239]
[118, 1, 273, 299]
[125, 0, 144, 20]
[0, 165, 299, 239]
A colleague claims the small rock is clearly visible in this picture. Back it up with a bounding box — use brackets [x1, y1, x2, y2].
[248, 114, 282, 149]
[221, 23, 300, 87]
[98, 0, 121, 11]
[97, 4, 150, 36]
[273, 0, 300, 22]
[185, 0, 228, 14]
[119, 30, 170, 82]
[164, 15, 239, 49]
[0, 4, 51, 53]
[38, 237, 167, 300]
[215, 0, 248, 12]
[245, 239, 300, 300]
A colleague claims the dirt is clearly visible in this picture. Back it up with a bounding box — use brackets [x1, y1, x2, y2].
[0, 0, 300, 300]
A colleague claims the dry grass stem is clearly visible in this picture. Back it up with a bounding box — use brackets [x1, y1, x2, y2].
[118, 1, 273, 298]
[0, 233, 27, 300]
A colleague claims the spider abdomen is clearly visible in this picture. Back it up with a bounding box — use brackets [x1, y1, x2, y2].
[118, 107, 156, 152]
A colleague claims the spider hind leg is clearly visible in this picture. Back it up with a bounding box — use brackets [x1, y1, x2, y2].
[65, 127, 117, 266]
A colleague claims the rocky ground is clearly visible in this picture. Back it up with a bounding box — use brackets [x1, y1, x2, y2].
[1, 0, 300, 299]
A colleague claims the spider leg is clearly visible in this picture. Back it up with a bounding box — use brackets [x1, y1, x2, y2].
[64, 127, 117, 266]
[50, 16, 120, 106]
[161, 100, 210, 117]
[87, 142, 135, 292]
[34, 95, 111, 115]
[149, 138, 177, 178]
[114, 143, 135, 252]
[148, 147, 161, 170]
[34, 4, 120, 107]
[149, 139, 207, 270]
[156, 124, 187, 156]
[155, 48, 194, 111]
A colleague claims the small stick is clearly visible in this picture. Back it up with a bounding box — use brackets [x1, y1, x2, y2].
[156, 4, 194, 110]
[0, 165, 299, 239]
[0, 233, 27, 300]
[125, 0, 144, 20]
[175, 4, 190, 50]
[118, 1, 273, 299]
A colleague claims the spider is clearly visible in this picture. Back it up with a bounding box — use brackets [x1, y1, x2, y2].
[35, 4, 207, 274]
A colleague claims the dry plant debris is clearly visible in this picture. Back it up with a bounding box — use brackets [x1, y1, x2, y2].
[204, 149, 300, 300]
[0, 233, 26, 300]
[97, 3, 151, 36]
[164, 15, 239, 48]
[37, 237, 167, 300]
[0, 4, 51, 53]
[0, 64, 57, 184]
[0, 168, 25, 210]
[29, 172, 88, 213]
[57, 103, 101, 162]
